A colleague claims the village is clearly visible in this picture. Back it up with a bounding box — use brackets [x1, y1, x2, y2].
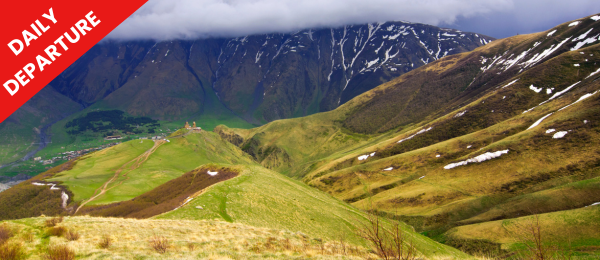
[33, 142, 122, 165]
[32, 122, 201, 165]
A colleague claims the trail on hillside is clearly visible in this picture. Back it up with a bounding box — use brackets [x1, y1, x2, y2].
[74, 140, 165, 213]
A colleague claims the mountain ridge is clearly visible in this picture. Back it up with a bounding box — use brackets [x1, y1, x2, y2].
[51, 21, 493, 123]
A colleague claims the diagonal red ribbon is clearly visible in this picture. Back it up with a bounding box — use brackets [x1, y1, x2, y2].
[0, 0, 148, 123]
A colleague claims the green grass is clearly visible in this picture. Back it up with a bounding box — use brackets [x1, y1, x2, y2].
[446, 206, 600, 258]
[157, 164, 471, 258]
[47, 140, 154, 203]
[48, 131, 254, 205]
[0, 87, 81, 166]
[0, 159, 68, 178]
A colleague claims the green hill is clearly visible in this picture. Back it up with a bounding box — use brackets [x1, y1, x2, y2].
[211, 14, 600, 257]
[47, 131, 254, 205]
[0, 131, 469, 259]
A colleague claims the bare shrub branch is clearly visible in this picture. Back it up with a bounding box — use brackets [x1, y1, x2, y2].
[148, 235, 169, 254]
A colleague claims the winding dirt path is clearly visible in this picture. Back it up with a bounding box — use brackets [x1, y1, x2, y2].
[74, 140, 165, 213]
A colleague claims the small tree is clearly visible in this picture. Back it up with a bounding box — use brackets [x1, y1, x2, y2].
[507, 214, 573, 260]
[356, 209, 416, 260]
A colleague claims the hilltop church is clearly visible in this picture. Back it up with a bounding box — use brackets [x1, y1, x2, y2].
[185, 122, 202, 132]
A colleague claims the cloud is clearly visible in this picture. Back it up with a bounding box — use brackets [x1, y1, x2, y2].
[107, 0, 513, 41]
[445, 0, 600, 38]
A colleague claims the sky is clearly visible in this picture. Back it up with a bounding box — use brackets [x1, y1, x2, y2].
[107, 0, 600, 41]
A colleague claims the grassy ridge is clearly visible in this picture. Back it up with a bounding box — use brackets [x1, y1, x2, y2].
[78, 166, 238, 218]
[0, 160, 78, 220]
[48, 131, 254, 205]
[157, 164, 470, 258]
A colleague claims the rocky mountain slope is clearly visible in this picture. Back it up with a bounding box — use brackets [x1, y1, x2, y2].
[51, 21, 492, 124]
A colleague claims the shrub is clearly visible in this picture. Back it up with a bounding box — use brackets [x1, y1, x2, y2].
[148, 236, 169, 254]
[64, 229, 80, 241]
[97, 234, 112, 249]
[0, 224, 14, 244]
[43, 244, 75, 260]
[355, 209, 416, 260]
[47, 226, 67, 237]
[45, 217, 63, 228]
[0, 241, 26, 260]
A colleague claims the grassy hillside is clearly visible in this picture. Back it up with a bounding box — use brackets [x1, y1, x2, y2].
[1, 134, 471, 259]
[208, 14, 600, 257]
[1, 216, 373, 259]
[446, 206, 600, 259]
[47, 131, 254, 205]
[157, 164, 470, 258]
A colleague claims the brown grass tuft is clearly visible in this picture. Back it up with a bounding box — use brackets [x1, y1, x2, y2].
[0, 241, 26, 260]
[47, 226, 66, 237]
[43, 244, 75, 260]
[97, 234, 112, 249]
[0, 224, 14, 244]
[187, 242, 196, 251]
[148, 235, 169, 254]
[64, 229, 80, 241]
[45, 217, 63, 228]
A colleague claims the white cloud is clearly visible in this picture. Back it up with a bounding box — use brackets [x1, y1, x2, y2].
[107, 0, 513, 41]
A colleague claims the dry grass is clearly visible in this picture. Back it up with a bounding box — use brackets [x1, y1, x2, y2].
[43, 244, 75, 260]
[45, 217, 63, 228]
[47, 226, 66, 237]
[64, 229, 80, 241]
[186, 241, 196, 251]
[0, 223, 14, 244]
[3, 216, 374, 259]
[97, 234, 111, 249]
[148, 235, 169, 254]
[0, 241, 26, 260]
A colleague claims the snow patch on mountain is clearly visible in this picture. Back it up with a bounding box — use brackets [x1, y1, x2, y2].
[501, 79, 520, 89]
[527, 113, 553, 130]
[397, 127, 433, 143]
[553, 131, 569, 139]
[444, 150, 509, 170]
[587, 68, 600, 79]
[558, 90, 599, 111]
[454, 110, 467, 118]
[529, 85, 543, 93]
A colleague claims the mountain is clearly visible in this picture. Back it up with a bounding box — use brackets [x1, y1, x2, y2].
[0, 20, 491, 171]
[50, 21, 492, 124]
[214, 13, 600, 256]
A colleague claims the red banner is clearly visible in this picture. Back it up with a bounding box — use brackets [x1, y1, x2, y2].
[0, 0, 148, 123]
